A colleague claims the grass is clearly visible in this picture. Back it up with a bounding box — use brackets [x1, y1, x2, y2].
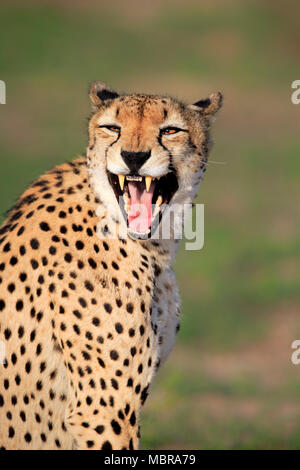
[0, 0, 299, 449]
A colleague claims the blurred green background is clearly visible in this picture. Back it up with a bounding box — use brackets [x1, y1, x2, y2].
[0, 0, 300, 449]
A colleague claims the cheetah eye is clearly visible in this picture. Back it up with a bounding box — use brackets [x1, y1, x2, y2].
[160, 127, 185, 136]
[98, 125, 121, 133]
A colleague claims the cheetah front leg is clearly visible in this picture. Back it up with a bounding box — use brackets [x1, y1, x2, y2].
[63, 360, 140, 450]
[54, 289, 157, 450]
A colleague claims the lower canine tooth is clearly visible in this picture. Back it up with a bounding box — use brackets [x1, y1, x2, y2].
[123, 192, 130, 213]
[156, 195, 163, 206]
[118, 174, 125, 191]
[145, 176, 152, 192]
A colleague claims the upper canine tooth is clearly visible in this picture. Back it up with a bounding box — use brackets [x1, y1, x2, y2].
[145, 176, 152, 192]
[118, 174, 125, 191]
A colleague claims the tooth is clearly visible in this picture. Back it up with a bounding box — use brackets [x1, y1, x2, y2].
[145, 176, 152, 192]
[123, 191, 130, 213]
[118, 174, 125, 191]
[156, 195, 163, 206]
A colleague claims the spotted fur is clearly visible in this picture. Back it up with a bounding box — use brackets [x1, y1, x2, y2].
[0, 82, 222, 449]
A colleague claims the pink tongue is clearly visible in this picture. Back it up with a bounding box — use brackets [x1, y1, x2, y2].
[127, 181, 154, 233]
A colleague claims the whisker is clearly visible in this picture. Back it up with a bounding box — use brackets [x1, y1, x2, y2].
[207, 160, 226, 165]
[168, 153, 227, 167]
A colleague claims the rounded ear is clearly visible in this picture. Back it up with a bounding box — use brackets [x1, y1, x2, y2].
[89, 81, 119, 110]
[189, 92, 223, 117]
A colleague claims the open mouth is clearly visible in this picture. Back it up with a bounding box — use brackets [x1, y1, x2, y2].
[107, 171, 179, 239]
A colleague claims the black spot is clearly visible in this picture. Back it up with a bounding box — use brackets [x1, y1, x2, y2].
[111, 419, 121, 435]
[42, 256, 48, 266]
[102, 441, 112, 450]
[78, 297, 86, 308]
[73, 325, 80, 335]
[31, 259, 39, 270]
[73, 309, 81, 319]
[88, 258, 97, 269]
[4, 329, 11, 340]
[110, 350, 119, 361]
[100, 378, 106, 390]
[19, 272, 27, 282]
[3, 242, 11, 252]
[104, 303, 112, 313]
[97, 357, 105, 368]
[127, 378, 133, 387]
[30, 238, 39, 250]
[40, 222, 50, 231]
[126, 303, 134, 314]
[18, 326, 24, 338]
[111, 378, 119, 390]
[130, 347, 137, 357]
[84, 280, 94, 292]
[64, 253, 72, 263]
[86, 396, 93, 405]
[92, 317, 100, 327]
[94, 425, 104, 435]
[129, 411, 136, 426]
[10, 256, 18, 266]
[16, 300, 24, 311]
[24, 432, 32, 443]
[115, 323, 123, 334]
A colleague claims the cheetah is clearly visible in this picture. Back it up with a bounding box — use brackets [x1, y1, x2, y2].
[0, 82, 222, 450]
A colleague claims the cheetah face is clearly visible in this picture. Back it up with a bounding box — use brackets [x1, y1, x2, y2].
[87, 82, 222, 240]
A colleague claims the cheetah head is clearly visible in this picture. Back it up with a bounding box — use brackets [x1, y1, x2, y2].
[87, 82, 222, 240]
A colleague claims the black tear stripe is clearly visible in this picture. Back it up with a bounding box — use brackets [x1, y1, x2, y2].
[104, 133, 121, 161]
[157, 136, 177, 175]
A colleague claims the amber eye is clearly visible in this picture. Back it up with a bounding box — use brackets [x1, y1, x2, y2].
[161, 127, 181, 135]
[99, 125, 120, 133]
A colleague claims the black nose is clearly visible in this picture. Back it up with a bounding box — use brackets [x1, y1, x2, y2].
[121, 150, 151, 174]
